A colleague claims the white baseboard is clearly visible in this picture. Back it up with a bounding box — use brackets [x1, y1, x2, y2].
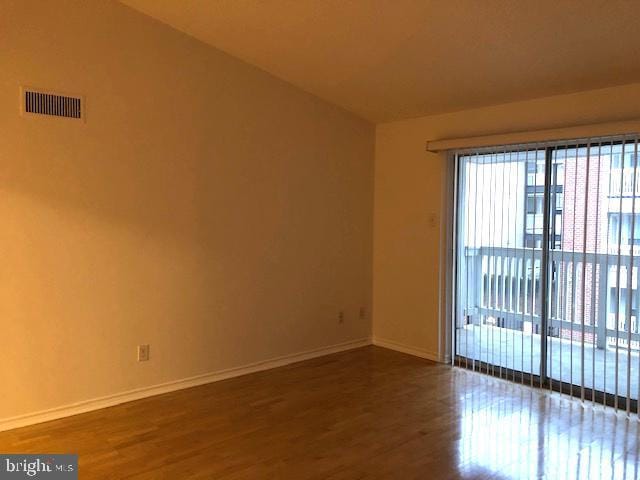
[372, 337, 442, 363]
[0, 337, 372, 433]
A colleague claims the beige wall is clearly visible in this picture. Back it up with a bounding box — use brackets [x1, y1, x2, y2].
[374, 82, 640, 358]
[1, 0, 374, 420]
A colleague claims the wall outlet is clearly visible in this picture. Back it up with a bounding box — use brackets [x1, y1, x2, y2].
[359, 307, 366, 319]
[338, 311, 344, 324]
[138, 344, 150, 362]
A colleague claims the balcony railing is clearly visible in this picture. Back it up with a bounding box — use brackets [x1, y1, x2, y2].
[458, 246, 640, 349]
[610, 168, 640, 196]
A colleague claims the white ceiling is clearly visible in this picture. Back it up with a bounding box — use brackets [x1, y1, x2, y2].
[120, 0, 640, 123]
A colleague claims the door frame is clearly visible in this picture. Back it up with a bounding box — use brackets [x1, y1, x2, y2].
[449, 139, 640, 413]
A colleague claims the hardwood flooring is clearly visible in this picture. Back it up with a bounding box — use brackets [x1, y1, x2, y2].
[0, 346, 638, 479]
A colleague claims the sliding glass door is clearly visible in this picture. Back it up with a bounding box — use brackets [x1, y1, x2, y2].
[455, 138, 640, 411]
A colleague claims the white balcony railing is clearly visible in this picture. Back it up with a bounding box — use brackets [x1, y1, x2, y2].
[610, 168, 640, 196]
[458, 246, 640, 349]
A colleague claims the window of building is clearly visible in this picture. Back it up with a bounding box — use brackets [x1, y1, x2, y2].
[608, 213, 640, 246]
[611, 153, 638, 169]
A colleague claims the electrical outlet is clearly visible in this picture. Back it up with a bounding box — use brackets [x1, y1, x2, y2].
[359, 307, 366, 319]
[138, 344, 150, 362]
[338, 311, 344, 324]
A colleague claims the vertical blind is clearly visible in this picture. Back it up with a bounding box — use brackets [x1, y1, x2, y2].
[455, 135, 640, 413]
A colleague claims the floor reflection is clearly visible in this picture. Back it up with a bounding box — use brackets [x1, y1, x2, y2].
[454, 368, 640, 479]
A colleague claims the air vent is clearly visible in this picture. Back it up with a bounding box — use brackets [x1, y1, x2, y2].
[22, 88, 83, 120]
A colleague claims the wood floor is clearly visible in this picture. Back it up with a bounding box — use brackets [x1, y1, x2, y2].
[1, 346, 639, 479]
